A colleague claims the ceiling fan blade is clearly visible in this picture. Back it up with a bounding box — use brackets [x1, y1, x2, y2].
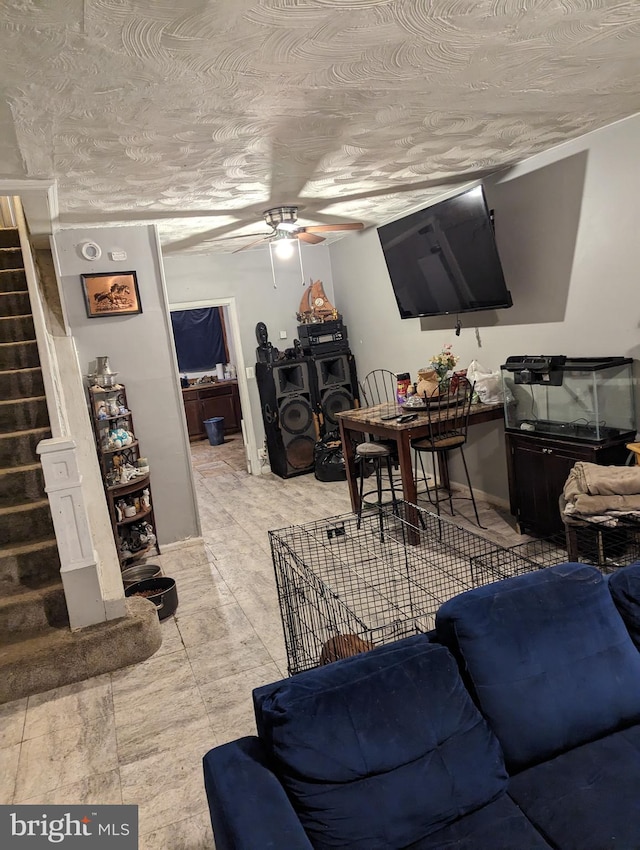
[232, 236, 270, 254]
[297, 232, 324, 245]
[223, 231, 271, 240]
[304, 223, 364, 233]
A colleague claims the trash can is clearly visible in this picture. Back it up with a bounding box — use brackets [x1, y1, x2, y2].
[204, 417, 225, 446]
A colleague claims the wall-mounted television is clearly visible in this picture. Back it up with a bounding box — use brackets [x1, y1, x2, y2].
[377, 185, 512, 319]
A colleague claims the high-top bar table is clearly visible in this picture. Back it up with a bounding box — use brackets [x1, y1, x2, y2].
[336, 400, 504, 516]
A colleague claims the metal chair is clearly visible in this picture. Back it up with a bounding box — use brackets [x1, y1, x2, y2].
[354, 369, 399, 536]
[411, 376, 483, 526]
[359, 369, 398, 408]
[358, 368, 400, 462]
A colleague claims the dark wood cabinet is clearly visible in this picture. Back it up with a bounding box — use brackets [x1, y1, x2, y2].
[182, 381, 242, 440]
[505, 431, 631, 536]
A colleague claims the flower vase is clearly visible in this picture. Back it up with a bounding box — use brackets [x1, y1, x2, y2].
[436, 371, 450, 396]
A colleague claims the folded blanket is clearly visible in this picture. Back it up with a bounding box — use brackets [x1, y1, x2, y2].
[565, 493, 640, 516]
[564, 462, 640, 500]
[563, 462, 640, 519]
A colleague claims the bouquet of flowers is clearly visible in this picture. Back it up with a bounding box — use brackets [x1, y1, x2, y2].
[429, 344, 459, 382]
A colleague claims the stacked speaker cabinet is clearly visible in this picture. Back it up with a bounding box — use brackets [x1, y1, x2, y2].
[256, 359, 318, 479]
[312, 351, 359, 432]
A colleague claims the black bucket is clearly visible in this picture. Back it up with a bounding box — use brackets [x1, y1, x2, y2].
[204, 416, 225, 445]
[125, 576, 178, 620]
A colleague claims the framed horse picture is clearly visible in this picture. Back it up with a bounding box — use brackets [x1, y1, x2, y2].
[81, 271, 142, 318]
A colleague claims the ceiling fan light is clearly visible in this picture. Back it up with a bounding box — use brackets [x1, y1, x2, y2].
[276, 221, 299, 232]
[273, 236, 296, 259]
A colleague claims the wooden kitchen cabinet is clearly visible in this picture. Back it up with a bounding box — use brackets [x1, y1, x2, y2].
[505, 431, 631, 536]
[182, 381, 242, 440]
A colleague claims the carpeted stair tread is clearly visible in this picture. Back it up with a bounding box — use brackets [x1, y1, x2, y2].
[0, 497, 49, 516]
[0, 247, 23, 272]
[0, 340, 39, 369]
[0, 228, 20, 249]
[0, 536, 58, 558]
[0, 270, 27, 294]
[0, 597, 162, 703]
[0, 395, 49, 434]
[0, 462, 42, 475]
[0, 427, 51, 467]
[0, 364, 40, 373]
[0, 367, 44, 401]
[0, 316, 36, 344]
[0, 463, 45, 507]
[0, 291, 30, 316]
[0, 580, 68, 636]
[0, 425, 50, 441]
[0, 394, 45, 407]
[0, 499, 54, 547]
[0, 536, 60, 590]
[0, 623, 69, 649]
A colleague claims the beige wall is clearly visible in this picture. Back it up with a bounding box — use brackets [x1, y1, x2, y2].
[329, 113, 640, 503]
[53, 225, 200, 546]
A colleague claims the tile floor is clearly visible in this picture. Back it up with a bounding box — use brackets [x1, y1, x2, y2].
[0, 434, 525, 848]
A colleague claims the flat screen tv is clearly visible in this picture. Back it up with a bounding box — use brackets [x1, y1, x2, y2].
[377, 185, 512, 319]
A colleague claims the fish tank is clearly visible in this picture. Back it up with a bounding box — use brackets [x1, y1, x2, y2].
[501, 356, 636, 443]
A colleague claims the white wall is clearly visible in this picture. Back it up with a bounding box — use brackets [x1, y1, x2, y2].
[329, 113, 640, 502]
[163, 242, 335, 457]
[52, 225, 200, 545]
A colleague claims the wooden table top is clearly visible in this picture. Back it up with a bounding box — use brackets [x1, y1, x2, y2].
[336, 400, 504, 431]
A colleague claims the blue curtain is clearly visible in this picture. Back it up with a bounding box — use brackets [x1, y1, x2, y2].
[171, 308, 226, 372]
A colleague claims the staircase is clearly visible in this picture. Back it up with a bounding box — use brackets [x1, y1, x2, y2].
[0, 227, 68, 633]
[0, 225, 161, 703]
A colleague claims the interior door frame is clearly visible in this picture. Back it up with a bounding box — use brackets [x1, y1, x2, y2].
[170, 297, 259, 474]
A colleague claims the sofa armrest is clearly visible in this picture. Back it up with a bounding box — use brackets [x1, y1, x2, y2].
[203, 736, 313, 850]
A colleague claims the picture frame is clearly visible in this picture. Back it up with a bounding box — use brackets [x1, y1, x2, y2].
[81, 271, 142, 318]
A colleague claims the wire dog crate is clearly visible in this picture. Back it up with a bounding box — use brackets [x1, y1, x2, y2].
[472, 520, 640, 586]
[269, 501, 504, 676]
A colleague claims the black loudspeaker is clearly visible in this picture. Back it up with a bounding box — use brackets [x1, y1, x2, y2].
[312, 351, 359, 432]
[256, 359, 318, 478]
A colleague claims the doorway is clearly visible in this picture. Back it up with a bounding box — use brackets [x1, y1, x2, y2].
[170, 297, 259, 475]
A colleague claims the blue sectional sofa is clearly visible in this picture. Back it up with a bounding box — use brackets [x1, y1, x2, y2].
[203, 562, 640, 849]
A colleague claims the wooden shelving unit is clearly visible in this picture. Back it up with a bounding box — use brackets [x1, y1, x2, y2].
[88, 383, 160, 567]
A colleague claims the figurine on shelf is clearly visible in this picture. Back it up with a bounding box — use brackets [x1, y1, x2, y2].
[138, 521, 156, 548]
[141, 488, 151, 510]
[119, 463, 139, 483]
[96, 401, 109, 420]
[255, 321, 280, 364]
[108, 428, 134, 449]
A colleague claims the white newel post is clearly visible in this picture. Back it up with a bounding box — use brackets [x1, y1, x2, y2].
[37, 437, 127, 629]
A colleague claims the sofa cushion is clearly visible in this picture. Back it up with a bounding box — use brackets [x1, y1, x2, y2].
[256, 635, 508, 850]
[436, 563, 640, 771]
[508, 724, 640, 850]
[404, 793, 552, 850]
[608, 560, 640, 648]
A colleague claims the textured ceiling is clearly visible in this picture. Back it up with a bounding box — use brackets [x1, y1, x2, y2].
[1, 1, 640, 254]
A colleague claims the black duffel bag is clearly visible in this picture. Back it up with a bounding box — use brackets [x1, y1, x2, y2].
[314, 430, 346, 482]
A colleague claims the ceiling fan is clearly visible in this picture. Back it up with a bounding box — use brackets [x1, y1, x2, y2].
[232, 206, 364, 253]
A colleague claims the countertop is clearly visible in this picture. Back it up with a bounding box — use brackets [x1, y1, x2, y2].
[181, 380, 238, 393]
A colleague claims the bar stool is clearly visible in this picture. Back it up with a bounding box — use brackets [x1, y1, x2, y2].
[355, 441, 398, 537]
[411, 376, 483, 527]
